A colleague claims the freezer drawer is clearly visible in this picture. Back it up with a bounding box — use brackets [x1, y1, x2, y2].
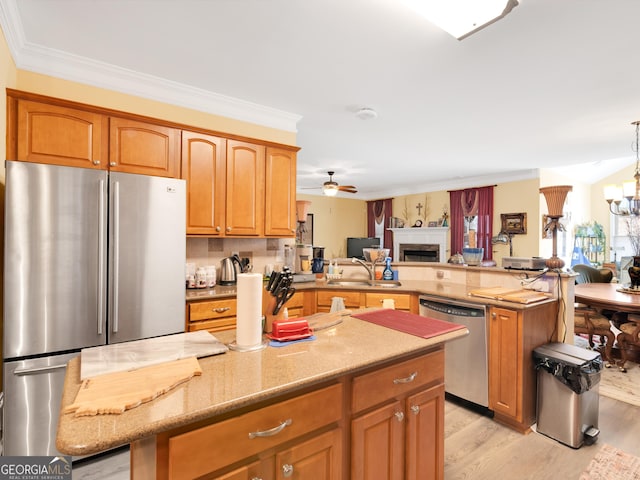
[3, 352, 78, 456]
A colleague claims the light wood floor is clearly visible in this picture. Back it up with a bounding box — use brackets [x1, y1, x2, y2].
[73, 395, 640, 479]
[444, 395, 640, 479]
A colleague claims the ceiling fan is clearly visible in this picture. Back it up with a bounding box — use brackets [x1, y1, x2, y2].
[309, 171, 358, 196]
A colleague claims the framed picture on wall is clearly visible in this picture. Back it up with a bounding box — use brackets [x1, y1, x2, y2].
[501, 212, 527, 234]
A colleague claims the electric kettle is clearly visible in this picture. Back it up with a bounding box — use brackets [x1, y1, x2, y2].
[219, 255, 244, 285]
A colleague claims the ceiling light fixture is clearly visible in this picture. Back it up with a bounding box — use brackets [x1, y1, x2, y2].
[323, 184, 339, 196]
[604, 121, 640, 216]
[401, 0, 519, 40]
[355, 107, 378, 120]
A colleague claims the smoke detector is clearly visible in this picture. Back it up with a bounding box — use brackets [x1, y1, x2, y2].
[355, 107, 378, 120]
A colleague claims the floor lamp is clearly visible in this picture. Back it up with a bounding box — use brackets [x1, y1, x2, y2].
[540, 185, 572, 270]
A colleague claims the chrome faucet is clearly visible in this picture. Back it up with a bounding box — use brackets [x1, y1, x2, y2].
[352, 257, 378, 281]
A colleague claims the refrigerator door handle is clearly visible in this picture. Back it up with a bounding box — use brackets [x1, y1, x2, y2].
[13, 364, 67, 376]
[112, 180, 120, 333]
[98, 178, 106, 335]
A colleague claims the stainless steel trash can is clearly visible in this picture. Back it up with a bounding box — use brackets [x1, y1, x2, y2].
[533, 342, 602, 448]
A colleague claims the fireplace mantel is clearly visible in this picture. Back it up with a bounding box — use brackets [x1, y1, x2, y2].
[389, 227, 449, 263]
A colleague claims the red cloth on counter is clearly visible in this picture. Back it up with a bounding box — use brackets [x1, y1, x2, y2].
[352, 309, 466, 339]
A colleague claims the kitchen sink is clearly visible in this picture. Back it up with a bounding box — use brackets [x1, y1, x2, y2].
[326, 279, 402, 288]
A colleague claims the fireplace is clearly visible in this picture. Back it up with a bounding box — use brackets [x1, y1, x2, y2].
[389, 227, 448, 263]
[399, 243, 439, 262]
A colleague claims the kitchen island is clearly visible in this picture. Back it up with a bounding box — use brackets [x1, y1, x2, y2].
[57, 310, 467, 479]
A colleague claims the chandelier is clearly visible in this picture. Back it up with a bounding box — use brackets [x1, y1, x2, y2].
[604, 121, 640, 216]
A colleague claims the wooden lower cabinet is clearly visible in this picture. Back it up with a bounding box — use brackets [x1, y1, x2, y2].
[316, 290, 362, 313]
[211, 429, 342, 480]
[187, 297, 237, 333]
[488, 302, 558, 432]
[351, 348, 445, 480]
[132, 349, 445, 480]
[274, 428, 343, 480]
[315, 290, 415, 313]
[213, 458, 274, 480]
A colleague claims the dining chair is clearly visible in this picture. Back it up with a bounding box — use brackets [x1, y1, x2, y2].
[572, 264, 620, 368]
[616, 315, 640, 372]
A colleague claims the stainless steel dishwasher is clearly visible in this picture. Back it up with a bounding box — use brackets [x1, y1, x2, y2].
[419, 295, 489, 409]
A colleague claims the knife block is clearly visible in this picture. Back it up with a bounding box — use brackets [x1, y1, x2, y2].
[263, 295, 288, 333]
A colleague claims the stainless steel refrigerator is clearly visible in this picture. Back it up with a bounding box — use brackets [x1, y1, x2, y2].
[2, 160, 186, 457]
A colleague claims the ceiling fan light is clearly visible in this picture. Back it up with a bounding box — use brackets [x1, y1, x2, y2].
[323, 185, 339, 196]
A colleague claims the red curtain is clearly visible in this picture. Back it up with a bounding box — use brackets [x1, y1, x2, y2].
[449, 186, 494, 260]
[367, 198, 393, 252]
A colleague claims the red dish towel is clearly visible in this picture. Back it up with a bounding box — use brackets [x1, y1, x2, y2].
[352, 309, 466, 339]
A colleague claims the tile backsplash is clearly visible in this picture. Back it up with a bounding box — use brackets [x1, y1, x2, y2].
[186, 237, 292, 278]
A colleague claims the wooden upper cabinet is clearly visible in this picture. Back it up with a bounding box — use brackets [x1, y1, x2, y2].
[109, 117, 180, 177]
[14, 100, 108, 168]
[181, 131, 226, 235]
[264, 147, 297, 237]
[225, 140, 265, 236]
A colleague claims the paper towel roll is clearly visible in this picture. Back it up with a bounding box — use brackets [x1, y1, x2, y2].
[236, 273, 263, 347]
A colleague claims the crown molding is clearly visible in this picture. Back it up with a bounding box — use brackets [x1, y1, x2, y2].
[0, 0, 301, 132]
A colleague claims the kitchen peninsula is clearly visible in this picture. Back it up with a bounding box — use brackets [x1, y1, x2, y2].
[57, 311, 467, 479]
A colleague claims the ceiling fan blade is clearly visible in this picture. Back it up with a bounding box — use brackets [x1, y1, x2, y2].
[338, 186, 358, 193]
[339, 185, 356, 190]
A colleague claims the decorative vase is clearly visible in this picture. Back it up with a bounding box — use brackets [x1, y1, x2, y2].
[628, 256, 640, 289]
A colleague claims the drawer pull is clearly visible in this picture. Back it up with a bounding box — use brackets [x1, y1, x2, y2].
[251, 478, 263, 480]
[282, 463, 294, 477]
[394, 411, 404, 422]
[393, 371, 417, 384]
[411, 405, 420, 415]
[213, 307, 230, 314]
[248, 418, 292, 439]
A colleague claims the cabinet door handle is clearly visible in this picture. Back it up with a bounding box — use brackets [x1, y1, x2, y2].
[282, 464, 294, 477]
[411, 405, 420, 415]
[226, 226, 232, 232]
[393, 371, 417, 384]
[216, 226, 221, 232]
[248, 418, 292, 439]
[93, 160, 101, 165]
[394, 411, 405, 422]
[110, 161, 116, 167]
[213, 307, 230, 313]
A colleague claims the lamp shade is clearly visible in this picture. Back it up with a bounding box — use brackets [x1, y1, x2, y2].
[296, 200, 311, 222]
[540, 185, 572, 217]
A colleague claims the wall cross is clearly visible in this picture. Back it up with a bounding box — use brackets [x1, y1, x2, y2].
[416, 202, 424, 216]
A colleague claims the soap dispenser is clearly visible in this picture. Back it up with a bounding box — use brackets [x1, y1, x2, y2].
[382, 257, 393, 281]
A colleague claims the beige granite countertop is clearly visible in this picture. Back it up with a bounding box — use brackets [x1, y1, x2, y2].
[56, 313, 467, 456]
[186, 278, 555, 310]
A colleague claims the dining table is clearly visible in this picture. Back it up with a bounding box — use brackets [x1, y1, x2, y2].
[574, 283, 640, 314]
[574, 282, 640, 367]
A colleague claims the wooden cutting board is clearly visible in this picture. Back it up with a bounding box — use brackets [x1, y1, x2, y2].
[64, 356, 202, 417]
[468, 287, 551, 304]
